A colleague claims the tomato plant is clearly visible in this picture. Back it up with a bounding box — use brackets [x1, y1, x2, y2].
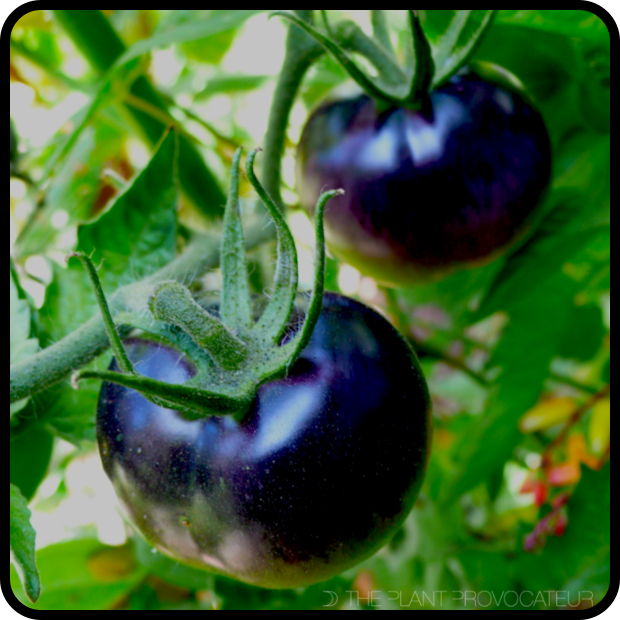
[296, 64, 551, 284]
[9, 9, 610, 612]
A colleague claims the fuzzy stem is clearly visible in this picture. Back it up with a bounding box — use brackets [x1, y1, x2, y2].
[262, 10, 323, 210]
[10, 225, 274, 405]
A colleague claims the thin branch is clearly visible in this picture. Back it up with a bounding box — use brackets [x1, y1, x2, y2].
[542, 384, 611, 468]
[548, 373, 602, 395]
[10, 224, 275, 404]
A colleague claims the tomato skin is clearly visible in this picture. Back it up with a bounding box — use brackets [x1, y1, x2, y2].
[97, 293, 431, 589]
[296, 66, 552, 285]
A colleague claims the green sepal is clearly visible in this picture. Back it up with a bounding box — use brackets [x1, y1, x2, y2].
[428, 10, 497, 86]
[371, 10, 394, 54]
[246, 149, 299, 343]
[272, 10, 435, 108]
[284, 188, 344, 362]
[220, 148, 254, 333]
[10, 484, 41, 603]
[72, 147, 344, 420]
[76, 369, 254, 420]
[149, 280, 248, 370]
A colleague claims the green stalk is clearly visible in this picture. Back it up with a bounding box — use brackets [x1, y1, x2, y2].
[52, 10, 225, 220]
[9, 225, 274, 405]
[261, 10, 323, 210]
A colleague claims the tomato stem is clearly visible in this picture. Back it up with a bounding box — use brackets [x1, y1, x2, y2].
[272, 10, 435, 109]
[262, 10, 323, 210]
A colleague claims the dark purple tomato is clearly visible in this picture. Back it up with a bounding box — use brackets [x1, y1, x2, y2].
[97, 293, 431, 589]
[296, 65, 552, 285]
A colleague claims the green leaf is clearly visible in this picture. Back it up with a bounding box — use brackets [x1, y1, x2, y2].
[473, 25, 582, 143]
[457, 551, 515, 603]
[43, 379, 103, 445]
[450, 273, 579, 497]
[495, 10, 611, 46]
[15, 122, 126, 258]
[38, 261, 98, 342]
[10, 539, 146, 610]
[300, 55, 348, 108]
[10, 266, 39, 417]
[478, 132, 609, 321]
[397, 258, 503, 327]
[558, 303, 605, 361]
[10, 427, 54, 502]
[134, 537, 214, 591]
[156, 11, 241, 65]
[423, 10, 496, 86]
[194, 74, 272, 101]
[552, 134, 610, 230]
[36, 57, 144, 186]
[117, 10, 264, 67]
[10, 267, 39, 365]
[52, 11, 226, 221]
[12, 27, 63, 71]
[10, 484, 40, 603]
[578, 44, 610, 134]
[77, 129, 179, 286]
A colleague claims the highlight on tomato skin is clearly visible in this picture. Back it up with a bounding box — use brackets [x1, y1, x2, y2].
[96, 293, 432, 589]
[296, 64, 552, 286]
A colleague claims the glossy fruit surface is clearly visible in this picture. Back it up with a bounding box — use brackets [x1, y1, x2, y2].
[97, 293, 431, 589]
[296, 65, 552, 285]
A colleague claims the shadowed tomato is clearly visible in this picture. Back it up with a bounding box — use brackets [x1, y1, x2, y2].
[97, 293, 431, 589]
[296, 65, 552, 285]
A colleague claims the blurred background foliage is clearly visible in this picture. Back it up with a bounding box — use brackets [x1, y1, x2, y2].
[9, 9, 610, 610]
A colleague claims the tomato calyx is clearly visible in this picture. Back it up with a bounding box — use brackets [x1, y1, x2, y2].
[272, 11, 496, 110]
[70, 148, 343, 421]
